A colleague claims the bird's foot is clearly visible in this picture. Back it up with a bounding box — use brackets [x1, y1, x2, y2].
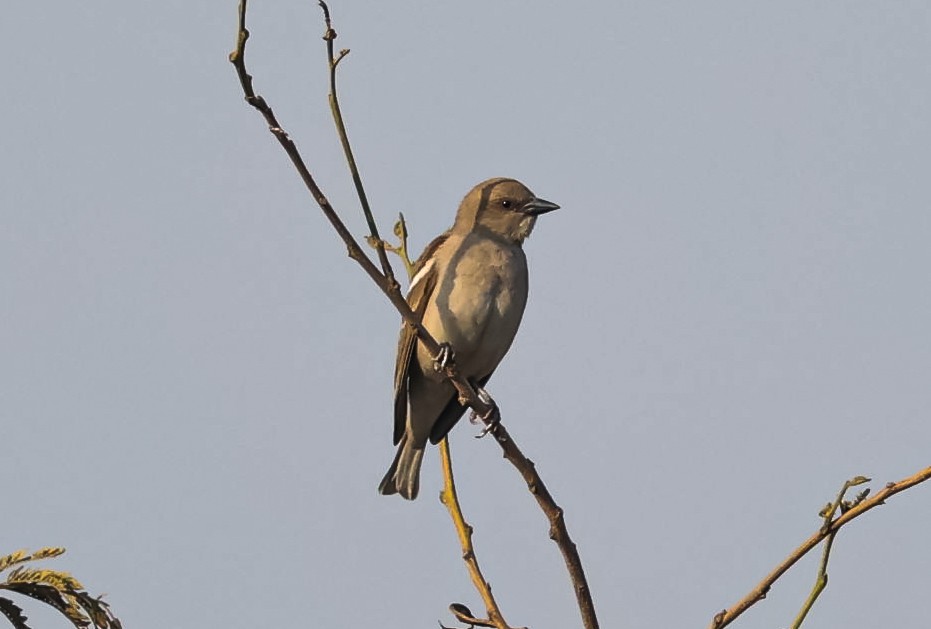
[433, 343, 455, 373]
[470, 387, 500, 438]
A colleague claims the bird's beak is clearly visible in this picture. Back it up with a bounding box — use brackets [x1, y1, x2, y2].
[520, 197, 560, 216]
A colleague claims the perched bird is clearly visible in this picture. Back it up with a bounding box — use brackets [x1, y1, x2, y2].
[378, 177, 559, 499]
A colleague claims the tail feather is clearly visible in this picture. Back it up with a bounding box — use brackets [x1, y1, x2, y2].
[378, 436, 425, 500]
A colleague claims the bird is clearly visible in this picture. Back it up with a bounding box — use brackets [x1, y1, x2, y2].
[378, 177, 559, 499]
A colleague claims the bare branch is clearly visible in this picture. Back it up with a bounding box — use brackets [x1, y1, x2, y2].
[709, 465, 931, 629]
[229, 5, 599, 629]
[230, 0, 408, 342]
[440, 439, 513, 629]
[491, 424, 599, 629]
[318, 1, 396, 285]
[790, 475, 869, 628]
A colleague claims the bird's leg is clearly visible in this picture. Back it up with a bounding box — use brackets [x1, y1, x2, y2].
[469, 386, 500, 438]
[467, 387, 494, 423]
[432, 343, 455, 372]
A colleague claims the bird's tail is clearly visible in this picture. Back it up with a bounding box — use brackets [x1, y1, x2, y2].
[378, 435, 425, 500]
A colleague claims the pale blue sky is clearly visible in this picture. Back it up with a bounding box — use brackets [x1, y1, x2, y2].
[3, 2, 930, 628]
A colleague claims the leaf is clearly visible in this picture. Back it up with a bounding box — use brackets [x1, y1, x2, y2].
[849, 475, 871, 486]
[0, 552, 29, 574]
[0, 548, 66, 575]
[29, 548, 66, 561]
[6, 568, 84, 592]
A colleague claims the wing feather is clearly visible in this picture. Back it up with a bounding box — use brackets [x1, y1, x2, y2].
[392, 232, 449, 444]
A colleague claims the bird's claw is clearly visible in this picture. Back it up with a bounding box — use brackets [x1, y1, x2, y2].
[472, 407, 500, 438]
[476, 387, 493, 406]
[470, 387, 500, 438]
[433, 343, 454, 372]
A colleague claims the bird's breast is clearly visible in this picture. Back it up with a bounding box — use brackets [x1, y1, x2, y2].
[422, 235, 529, 378]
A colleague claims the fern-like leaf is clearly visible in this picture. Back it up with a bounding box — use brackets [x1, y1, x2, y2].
[6, 567, 84, 592]
[0, 547, 119, 629]
[0, 553, 28, 575]
[0, 583, 87, 629]
[28, 549, 66, 562]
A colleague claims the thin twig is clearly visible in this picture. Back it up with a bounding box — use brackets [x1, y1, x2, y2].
[790, 475, 868, 629]
[231, 0, 413, 353]
[440, 439, 512, 629]
[368, 214, 416, 280]
[391, 213, 416, 280]
[230, 0, 488, 469]
[789, 531, 835, 629]
[229, 6, 599, 629]
[709, 465, 931, 629]
[318, 1, 396, 285]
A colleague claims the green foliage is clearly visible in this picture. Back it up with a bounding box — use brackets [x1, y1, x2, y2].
[0, 548, 120, 629]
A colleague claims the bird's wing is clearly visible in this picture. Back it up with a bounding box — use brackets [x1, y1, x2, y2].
[392, 232, 449, 445]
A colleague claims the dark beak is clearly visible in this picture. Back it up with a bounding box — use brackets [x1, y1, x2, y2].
[520, 197, 560, 216]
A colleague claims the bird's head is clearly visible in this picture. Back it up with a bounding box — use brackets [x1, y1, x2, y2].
[454, 177, 559, 244]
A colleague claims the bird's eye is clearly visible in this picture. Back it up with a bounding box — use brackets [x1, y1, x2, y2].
[501, 199, 513, 208]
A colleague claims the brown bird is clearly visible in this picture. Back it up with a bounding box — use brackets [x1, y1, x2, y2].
[378, 178, 559, 499]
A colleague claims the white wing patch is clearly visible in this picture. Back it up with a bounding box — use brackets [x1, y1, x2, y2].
[408, 257, 436, 295]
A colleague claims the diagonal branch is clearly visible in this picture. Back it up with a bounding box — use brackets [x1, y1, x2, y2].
[229, 4, 599, 629]
[492, 423, 598, 629]
[709, 465, 931, 629]
[231, 0, 472, 413]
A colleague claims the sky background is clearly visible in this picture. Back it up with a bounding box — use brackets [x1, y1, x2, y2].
[3, 2, 930, 628]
